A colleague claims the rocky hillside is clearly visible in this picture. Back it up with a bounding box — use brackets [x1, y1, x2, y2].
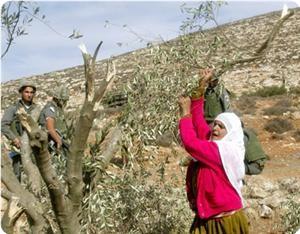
[1, 8, 300, 234]
[1, 8, 300, 110]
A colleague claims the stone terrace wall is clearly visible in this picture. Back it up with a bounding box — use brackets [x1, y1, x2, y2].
[1, 8, 299, 112]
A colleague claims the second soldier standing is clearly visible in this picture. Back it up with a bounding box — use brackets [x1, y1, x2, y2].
[38, 86, 69, 154]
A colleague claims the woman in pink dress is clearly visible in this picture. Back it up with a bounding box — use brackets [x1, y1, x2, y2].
[178, 69, 249, 234]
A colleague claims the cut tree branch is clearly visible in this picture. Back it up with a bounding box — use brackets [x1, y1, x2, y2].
[98, 125, 122, 170]
[20, 105, 43, 196]
[1, 153, 47, 233]
[1, 2, 23, 58]
[1, 194, 24, 234]
[216, 9, 295, 77]
[16, 107, 74, 233]
[254, 10, 294, 56]
[66, 41, 116, 226]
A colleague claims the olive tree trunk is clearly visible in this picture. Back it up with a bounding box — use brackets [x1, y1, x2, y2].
[1, 153, 47, 234]
[14, 41, 116, 233]
[20, 104, 43, 196]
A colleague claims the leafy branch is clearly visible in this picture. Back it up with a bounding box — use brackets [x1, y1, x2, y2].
[1, 1, 82, 58]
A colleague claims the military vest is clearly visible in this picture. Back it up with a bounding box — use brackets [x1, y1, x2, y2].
[244, 128, 267, 164]
[204, 83, 231, 122]
[11, 101, 36, 137]
[41, 101, 68, 138]
[203, 82, 266, 175]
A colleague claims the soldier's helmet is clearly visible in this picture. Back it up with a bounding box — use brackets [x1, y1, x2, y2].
[18, 80, 37, 93]
[52, 86, 70, 101]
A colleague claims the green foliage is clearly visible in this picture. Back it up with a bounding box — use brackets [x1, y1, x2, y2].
[79, 11, 233, 229]
[235, 95, 257, 114]
[289, 86, 300, 95]
[246, 85, 287, 97]
[51, 151, 67, 181]
[281, 197, 300, 234]
[1, 1, 82, 58]
[102, 92, 128, 108]
[264, 118, 293, 134]
[100, 13, 235, 231]
[120, 44, 198, 148]
[119, 17, 235, 152]
[180, 1, 226, 33]
[1, 1, 43, 58]
[81, 169, 192, 233]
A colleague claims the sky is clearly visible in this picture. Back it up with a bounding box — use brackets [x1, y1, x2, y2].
[1, 0, 299, 83]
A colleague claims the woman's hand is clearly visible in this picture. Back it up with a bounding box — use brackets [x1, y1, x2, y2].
[191, 68, 214, 99]
[200, 68, 214, 85]
[179, 96, 191, 117]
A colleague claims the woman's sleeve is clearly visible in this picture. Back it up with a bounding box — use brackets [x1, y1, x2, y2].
[179, 116, 222, 167]
[191, 98, 211, 140]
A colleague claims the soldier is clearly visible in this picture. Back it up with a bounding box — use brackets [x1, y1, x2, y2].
[203, 70, 231, 124]
[38, 85, 69, 153]
[181, 69, 266, 174]
[199, 68, 266, 175]
[1, 81, 38, 181]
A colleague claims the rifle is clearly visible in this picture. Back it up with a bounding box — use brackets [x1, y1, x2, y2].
[48, 129, 69, 153]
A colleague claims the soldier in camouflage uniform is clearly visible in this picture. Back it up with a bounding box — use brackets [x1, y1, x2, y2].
[203, 71, 231, 124]
[181, 69, 266, 174]
[203, 69, 265, 174]
[38, 86, 69, 153]
[1, 81, 38, 181]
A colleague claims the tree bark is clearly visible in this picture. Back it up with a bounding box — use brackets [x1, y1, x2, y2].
[6, 42, 116, 234]
[92, 126, 122, 185]
[67, 42, 116, 223]
[254, 10, 294, 56]
[16, 107, 76, 233]
[215, 9, 295, 77]
[1, 153, 47, 233]
[20, 131, 43, 195]
[99, 125, 122, 170]
[20, 104, 43, 196]
[1, 194, 24, 234]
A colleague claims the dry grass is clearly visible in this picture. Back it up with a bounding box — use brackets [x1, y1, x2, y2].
[264, 118, 293, 134]
[289, 86, 300, 95]
[263, 98, 292, 116]
[247, 85, 287, 97]
[235, 95, 257, 114]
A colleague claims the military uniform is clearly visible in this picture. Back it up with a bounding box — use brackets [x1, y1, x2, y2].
[38, 101, 68, 138]
[1, 100, 38, 181]
[204, 82, 231, 123]
[243, 129, 267, 175]
[203, 79, 266, 175]
[2, 100, 37, 140]
[39, 85, 69, 149]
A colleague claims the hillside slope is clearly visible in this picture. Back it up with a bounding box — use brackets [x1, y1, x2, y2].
[1, 8, 299, 110]
[1, 8, 300, 233]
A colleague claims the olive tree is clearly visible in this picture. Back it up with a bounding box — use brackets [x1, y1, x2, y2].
[1, 2, 295, 233]
[1, 1, 82, 58]
[1, 42, 116, 233]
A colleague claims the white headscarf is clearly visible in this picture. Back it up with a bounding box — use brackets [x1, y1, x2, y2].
[214, 112, 245, 205]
